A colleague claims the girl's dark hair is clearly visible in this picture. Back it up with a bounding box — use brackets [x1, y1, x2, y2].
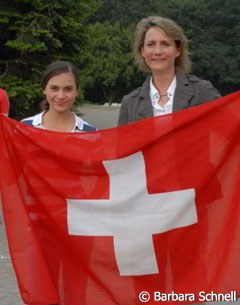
[40, 60, 80, 111]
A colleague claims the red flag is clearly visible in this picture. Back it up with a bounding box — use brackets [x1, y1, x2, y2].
[1, 91, 240, 304]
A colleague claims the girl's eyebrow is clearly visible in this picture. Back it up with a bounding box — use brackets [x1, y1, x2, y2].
[48, 84, 74, 88]
[145, 38, 172, 42]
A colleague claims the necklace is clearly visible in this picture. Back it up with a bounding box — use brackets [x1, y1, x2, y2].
[159, 92, 168, 97]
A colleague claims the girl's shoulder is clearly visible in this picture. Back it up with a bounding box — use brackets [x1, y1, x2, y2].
[20, 112, 44, 127]
[74, 113, 97, 132]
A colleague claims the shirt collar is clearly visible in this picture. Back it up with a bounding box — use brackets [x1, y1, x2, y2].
[32, 112, 44, 126]
[74, 113, 84, 131]
[32, 111, 84, 131]
[150, 76, 177, 105]
[150, 78, 159, 103]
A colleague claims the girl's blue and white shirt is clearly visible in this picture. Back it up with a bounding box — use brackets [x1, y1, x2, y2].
[21, 111, 97, 132]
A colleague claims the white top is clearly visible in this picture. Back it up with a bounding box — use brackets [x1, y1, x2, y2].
[21, 111, 97, 132]
[150, 76, 177, 116]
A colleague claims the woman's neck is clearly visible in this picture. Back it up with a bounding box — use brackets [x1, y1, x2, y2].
[152, 70, 176, 94]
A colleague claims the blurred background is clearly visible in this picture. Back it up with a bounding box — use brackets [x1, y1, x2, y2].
[0, 0, 239, 119]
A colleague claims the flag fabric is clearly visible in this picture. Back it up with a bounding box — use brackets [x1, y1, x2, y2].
[0, 91, 240, 304]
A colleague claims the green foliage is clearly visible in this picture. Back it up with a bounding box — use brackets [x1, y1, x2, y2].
[87, 0, 240, 97]
[190, 0, 240, 94]
[0, 0, 102, 119]
[1, 76, 41, 119]
[0, 0, 239, 119]
[79, 22, 138, 104]
[88, 0, 162, 25]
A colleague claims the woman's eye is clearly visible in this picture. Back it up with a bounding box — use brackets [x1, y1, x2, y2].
[164, 41, 173, 46]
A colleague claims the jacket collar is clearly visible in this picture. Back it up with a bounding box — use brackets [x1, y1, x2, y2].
[137, 75, 154, 119]
[139, 74, 151, 99]
[173, 70, 194, 112]
[138, 70, 194, 116]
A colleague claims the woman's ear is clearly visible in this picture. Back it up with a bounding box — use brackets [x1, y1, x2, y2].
[176, 46, 181, 58]
[141, 46, 145, 59]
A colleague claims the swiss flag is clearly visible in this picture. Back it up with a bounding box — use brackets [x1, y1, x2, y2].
[1, 91, 240, 304]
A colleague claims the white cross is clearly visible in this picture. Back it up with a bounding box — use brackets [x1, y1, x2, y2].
[67, 152, 197, 276]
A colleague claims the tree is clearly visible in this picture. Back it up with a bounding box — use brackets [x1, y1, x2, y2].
[0, 0, 102, 119]
[191, 0, 240, 94]
[88, 0, 240, 98]
[88, 0, 162, 26]
[1, 0, 239, 118]
[79, 22, 139, 104]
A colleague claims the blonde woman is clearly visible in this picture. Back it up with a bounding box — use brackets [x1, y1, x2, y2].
[118, 16, 220, 125]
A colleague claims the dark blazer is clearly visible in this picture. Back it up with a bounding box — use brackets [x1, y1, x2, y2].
[118, 70, 221, 126]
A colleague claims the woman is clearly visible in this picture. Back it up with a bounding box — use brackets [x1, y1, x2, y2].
[0, 88, 10, 117]
[118, 17, 221, 304]
[22, 60, 96, 132]
[21, 61, 96, 305]
[118, 16, 221, 125]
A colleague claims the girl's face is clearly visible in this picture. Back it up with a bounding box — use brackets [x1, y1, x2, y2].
[43, 72, 78, 113]
[141, 26, 181, 74]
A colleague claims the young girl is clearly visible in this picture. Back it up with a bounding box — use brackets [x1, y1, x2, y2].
[21, 61, 96, 305]
[22, 60, 96, 132]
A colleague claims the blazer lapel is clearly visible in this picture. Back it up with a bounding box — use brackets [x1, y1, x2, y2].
[137, 76, 154, 119]
[173, 71, 194, 112]
[135, 72, 194, 118]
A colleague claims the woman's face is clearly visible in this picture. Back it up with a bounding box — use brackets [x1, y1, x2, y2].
[43, 72, 78, 113]
[141, 26, 181, 74]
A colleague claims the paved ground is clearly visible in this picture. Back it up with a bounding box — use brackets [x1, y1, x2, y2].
[77, 103, 120, 130]
[0, 211, 22, 305]
[0, 104, 239, 304]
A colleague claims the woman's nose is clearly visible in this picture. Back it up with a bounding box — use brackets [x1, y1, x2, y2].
[154, 44, 163, 54]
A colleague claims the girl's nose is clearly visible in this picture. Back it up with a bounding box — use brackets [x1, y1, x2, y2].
[57, 90, 65, 98]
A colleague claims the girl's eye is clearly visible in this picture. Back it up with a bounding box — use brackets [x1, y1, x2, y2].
[50, 87, 58, 91]
[64, 87, 74, 92]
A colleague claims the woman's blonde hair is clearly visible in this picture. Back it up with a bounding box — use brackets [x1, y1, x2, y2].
[133, 16, 192, 73]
